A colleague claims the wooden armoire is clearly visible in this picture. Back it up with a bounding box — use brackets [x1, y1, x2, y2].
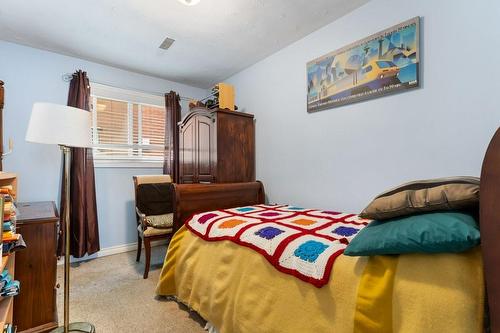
[179, 107, 255, 184]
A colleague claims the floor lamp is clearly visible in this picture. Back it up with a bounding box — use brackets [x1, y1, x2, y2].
[26, 102, 96, 333]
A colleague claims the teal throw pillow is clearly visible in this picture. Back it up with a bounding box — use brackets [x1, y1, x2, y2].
[344, 211, 480, 256]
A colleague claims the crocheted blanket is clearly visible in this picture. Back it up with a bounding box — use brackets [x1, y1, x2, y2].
[185, 204, 370, 287]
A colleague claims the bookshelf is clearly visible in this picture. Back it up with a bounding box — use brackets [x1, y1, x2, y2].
[0, 173, 18, 332]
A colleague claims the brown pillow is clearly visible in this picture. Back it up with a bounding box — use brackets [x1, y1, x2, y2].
[136, 183, 174, 216]
[359, 177, 480, 220]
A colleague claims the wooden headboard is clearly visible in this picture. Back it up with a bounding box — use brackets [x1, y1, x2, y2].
[172, 181, 265, 232]
[480, 127, 500, 333]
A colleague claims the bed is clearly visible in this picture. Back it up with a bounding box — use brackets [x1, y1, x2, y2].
[156, 127, 500, 333]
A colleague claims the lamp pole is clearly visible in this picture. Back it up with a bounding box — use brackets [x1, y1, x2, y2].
[51, 148, 95, 333]
[62, 145, 70, 333]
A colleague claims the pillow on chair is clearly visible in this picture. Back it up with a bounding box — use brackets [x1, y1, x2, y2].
[137, 224, 172, 237]
[145, 214, 174, 229]
[136, 183, 174, 216]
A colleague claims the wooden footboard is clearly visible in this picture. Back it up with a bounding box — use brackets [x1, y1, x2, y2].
[172, 181, 265, 232]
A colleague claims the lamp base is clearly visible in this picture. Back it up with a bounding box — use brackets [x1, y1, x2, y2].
[50, 322, 96, 333]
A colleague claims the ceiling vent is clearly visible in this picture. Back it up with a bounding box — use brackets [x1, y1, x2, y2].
[177, 0, 201, 6]
[159, 37, 175, 50]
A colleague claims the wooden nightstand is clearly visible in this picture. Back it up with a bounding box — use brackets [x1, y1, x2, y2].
[14, 201, 59, 333]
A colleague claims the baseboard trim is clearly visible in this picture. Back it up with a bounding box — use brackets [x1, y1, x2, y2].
[57, 239, 168, 265]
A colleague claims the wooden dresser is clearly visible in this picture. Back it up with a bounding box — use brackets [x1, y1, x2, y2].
[179, 107, 255, 184]
[14, 202, 58, 333]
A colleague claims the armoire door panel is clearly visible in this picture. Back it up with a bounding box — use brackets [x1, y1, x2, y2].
[180, 121, 196, 182]
[196, 118, 213, 177]
[216, 112, 255, 182]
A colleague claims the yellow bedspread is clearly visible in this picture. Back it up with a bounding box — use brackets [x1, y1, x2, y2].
[156, 226, 484, 333]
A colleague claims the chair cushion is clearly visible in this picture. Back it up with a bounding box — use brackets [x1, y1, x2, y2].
[136, 183, 174, 216]
[138, 224, 173, 237]
[145, 213, 174, 229]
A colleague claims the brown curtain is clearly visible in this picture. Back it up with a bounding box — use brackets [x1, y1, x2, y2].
[57, 70, 100, 258]
[163, 91, 181, 182]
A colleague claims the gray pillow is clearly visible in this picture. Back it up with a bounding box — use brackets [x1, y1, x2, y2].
[359, 176, 480, 220]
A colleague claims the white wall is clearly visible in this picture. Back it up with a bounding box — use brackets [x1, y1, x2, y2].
[227, 0, 500, 212]
[0, 41, 206, 250]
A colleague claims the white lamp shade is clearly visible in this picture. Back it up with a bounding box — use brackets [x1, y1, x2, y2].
[26, 102, 92, 148]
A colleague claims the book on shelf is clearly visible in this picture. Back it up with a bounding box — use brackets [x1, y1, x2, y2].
[0, 186, 12, 195]
[204, 83, 236, 111]
[1, 233, 19, 243]
[2, 222, 14, 233]
[0, 270, 19, 297]
[2, 194, 15, 219]
[2, 323, 14, 333]
[2, 239, 25, 257]
[0, 188, 19, 259]
[1, 194, 23, 256]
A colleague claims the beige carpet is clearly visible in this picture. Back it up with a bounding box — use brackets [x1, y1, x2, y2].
[56, 245, 206, 333]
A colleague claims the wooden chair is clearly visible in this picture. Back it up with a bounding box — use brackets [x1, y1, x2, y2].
[133, 175, 174, 279]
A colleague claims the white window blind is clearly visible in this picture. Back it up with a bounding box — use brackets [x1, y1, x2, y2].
[90, 83, 166, 164]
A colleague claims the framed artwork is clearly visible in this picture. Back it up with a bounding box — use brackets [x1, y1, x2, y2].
[307, 17, 420, 112]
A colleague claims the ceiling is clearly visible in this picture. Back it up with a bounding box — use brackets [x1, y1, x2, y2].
[0, 0, 368, 88]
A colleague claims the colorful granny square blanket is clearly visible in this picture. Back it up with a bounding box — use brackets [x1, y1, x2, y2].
[185, 204, 370, 287]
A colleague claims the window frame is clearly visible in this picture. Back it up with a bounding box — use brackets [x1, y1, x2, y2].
[90, 83, 166, 169]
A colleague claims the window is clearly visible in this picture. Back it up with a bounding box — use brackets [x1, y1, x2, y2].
[90, 83, 166, 167]
[376, 61, 396, 69]
[362, 65, 372, 74]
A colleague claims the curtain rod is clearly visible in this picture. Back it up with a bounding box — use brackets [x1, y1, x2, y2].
[61, 73, 195, 101]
